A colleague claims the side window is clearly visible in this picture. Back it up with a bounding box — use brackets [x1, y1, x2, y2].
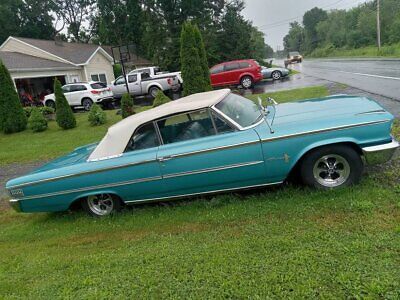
[210, 65, 224, 74]
[239, 62, 251, 69]
[157, 109, 216, 145]
[76, 85, 87, 91]
[211, 112, 236, 134]
[128, 75, 137, 83]
[62, 85, 71, 93]
[125, 123, 159, 152]
[115, 76, 126, 85]
[225, 63, 240, 71]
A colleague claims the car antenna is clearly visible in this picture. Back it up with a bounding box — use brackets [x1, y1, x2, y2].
[268, 97, 278, 127]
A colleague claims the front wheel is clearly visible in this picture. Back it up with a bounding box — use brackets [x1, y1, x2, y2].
[240, 76, 253, 89]
[82, 194, 122, 217]
[45, 100, 56, 109]
[300, 145, 363, 189]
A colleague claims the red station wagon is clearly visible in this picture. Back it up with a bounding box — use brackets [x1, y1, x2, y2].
[210, 59, 263, 89]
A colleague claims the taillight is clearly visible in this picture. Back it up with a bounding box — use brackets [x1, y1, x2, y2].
[167, 78, 172, 85]
[107, 87, 111, 91]
[91, 90, 101, 94]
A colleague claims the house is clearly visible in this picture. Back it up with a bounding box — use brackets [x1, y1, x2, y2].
[0, 36, 151, 101]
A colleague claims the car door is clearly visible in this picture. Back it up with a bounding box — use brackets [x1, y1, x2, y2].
[127, 74, 142, 95]
[155, 109, 267, 198]
[112, 76, 128, 98]
[224, 62, 240, 84]
[115, 122, 165, 202]
[210, 64, 225, 86]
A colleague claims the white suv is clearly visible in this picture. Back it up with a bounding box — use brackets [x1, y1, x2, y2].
[44, 82, 114, 111]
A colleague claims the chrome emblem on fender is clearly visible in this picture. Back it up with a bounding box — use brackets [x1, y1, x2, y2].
[9, 189, 24, 197]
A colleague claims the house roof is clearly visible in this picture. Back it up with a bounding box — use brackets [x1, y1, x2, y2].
[88, 89, 231, 161]
[0, 51, 80, 71]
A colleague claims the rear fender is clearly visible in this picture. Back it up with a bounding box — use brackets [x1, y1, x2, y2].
[146, 83, 163, 93]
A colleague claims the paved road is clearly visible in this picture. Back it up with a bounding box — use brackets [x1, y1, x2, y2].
[279, 58, 400, 101]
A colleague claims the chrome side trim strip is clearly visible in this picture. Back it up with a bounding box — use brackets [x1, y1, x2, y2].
[163, 140, 260, 160]
[261, 119, 391, 143]
[17, 176, 163, 201]
[163, 161, 264, 179]
[125, 181, 283, 204]
[8, 158, 158, 189]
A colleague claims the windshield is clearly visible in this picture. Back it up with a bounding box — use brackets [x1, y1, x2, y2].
[289, 52, 300, 56]
[215, 93, 263, 128]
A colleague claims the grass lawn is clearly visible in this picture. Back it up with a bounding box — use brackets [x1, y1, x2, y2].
[0, 86, 399, 298]
[0, 86, 328, 165]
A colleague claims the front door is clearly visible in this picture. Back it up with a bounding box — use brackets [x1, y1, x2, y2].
[155, 109, 267, 198]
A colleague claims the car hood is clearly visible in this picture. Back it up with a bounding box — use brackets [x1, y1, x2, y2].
[269, 95, 387, 126]
[31, 143, 98, 174]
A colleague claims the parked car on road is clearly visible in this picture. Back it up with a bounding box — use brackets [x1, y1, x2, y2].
[44, 82, 113, 111]
[129, 66, 183, 90]
[7, 89, 399, 217]
[210, 59, 263, 89]
[261, 66, 290, 80]
[111, 72, 179, 99]
[286, 51, 303, 64]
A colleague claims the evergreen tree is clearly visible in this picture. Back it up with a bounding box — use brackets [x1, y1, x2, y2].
[54, 78, 76, 129]
[121, 93, 134, 118]
[0, 60, 27, 134]
[193, 24, 212, 91]
[88, 103, 107, 126]
[28, 107, 47, 132]
[180, 22, 207, 96]
[152, 90, 171, 108]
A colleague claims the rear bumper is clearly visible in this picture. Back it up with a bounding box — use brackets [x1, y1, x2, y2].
[95, 96, 114, 103]
[362, 138, 399, 165]
[9, 199, 22, 212]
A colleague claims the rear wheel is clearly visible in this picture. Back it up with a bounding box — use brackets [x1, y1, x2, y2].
[149, 86, 161, 98]
[300, 145, 363, 189]
[82, 194, 122, 217]
[82, 98, 93, 111]
[271, 71, 282, 80]
[240, 76, 253, 89]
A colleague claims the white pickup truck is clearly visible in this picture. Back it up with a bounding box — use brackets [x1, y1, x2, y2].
[110, 72, 179, 99]
[129, 66, 183, 88]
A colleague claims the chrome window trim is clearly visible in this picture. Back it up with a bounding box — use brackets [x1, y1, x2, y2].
[125, 181, 284, 204]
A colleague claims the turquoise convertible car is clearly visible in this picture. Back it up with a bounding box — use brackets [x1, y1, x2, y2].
[7, 89, 399, 216]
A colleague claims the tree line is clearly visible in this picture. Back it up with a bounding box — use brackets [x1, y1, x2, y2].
[283, 0, 400, 55]
[0, 0, 273, 70]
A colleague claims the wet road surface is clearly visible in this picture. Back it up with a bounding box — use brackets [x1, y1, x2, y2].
[277, 58, 400, 101]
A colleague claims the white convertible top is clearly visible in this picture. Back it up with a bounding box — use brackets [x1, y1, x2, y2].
[88, 89, 231, 161]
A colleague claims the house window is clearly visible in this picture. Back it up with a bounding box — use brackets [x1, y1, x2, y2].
[91, 73, 107, 83]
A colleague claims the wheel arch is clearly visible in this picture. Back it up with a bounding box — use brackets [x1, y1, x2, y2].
[286, 140, 363, 181]
[68, 190, 124, 210]
[147, 83, 163, 94]
[45, 99, 55, 106]
[239, 73, 255, 82]
[81, 97, 93, 105]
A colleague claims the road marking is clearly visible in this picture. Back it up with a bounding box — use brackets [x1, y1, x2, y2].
[332, 70, 400, 81]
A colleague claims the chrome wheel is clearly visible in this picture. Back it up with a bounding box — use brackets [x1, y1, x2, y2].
[150, 87, 160, 98]
[82, 99, 93, 111]
[87, 194, 114, 216]
[313, 154, 350, 188]
[272, 71, 281, 80]
[241, 77, 253, 89]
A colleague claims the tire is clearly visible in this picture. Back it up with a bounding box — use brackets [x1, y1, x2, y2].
[300, 145, 363, 189]
[45, 100, 55, 109]
[240, 76, 253, 89]
[271, 71, 282, 80]
[81, 194, 122, 217]
[82, 98, 93, 111]
[149, 86, 161, 98]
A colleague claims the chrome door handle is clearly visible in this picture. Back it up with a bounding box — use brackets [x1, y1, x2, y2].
[159, 156, 172, 162]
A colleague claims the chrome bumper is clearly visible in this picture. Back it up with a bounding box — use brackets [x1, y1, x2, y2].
[9, 199, 22, 212]
[362, 139, 400, 165]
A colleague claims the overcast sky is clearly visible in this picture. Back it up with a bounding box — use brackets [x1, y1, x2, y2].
[242, 0, 369, 50]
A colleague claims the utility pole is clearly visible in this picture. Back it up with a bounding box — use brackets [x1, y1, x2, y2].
[377, 0, 381, 50]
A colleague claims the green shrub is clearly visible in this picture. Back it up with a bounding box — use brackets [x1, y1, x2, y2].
[28, 107, 48, 132]
[0, 60, 27, 133]
[193, 24, 212, 91]
[24, 106, 55, 118]
[180, 22, 207, 96]
[54, 78, 76, 129]
[152, 90, 171, 107]
[23, 107, 33, 118]
[121, 93, 134, 119]
[88, 103, 107, 126]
